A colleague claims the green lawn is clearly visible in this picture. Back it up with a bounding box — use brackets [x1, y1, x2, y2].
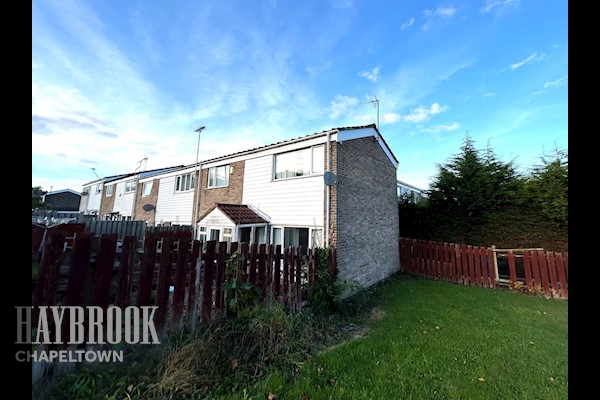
[246, 274, 568, 399]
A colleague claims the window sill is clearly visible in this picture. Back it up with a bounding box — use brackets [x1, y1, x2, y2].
[206, 185, 229, 189]
[271, 173, 323, 182]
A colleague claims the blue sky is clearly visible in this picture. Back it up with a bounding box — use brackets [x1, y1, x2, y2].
[32, 0, 568, 192]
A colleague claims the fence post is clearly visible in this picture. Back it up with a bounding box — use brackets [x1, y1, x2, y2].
[491, 245, 499, 283]
[155, 235, 175, 331]
[201, 241, 216, 323]
[188, 240, 201, 329]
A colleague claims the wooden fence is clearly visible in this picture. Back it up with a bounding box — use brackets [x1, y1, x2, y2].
[399, 237, 568, 299]
[33, 230, 336, 331]
[85, 220, 147, 242]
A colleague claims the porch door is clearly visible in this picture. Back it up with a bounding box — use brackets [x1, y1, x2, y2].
[209, 229, 220, 241]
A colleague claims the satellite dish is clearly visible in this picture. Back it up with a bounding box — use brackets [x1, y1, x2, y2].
[142, 204, 155, 211]
[324, 171, 338, 186]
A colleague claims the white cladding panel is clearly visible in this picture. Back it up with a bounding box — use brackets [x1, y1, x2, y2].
[112, 181, 135, 216]
[85, 187, 102, 211]
[155, 176, 194, 225]
[242, 155, 324, 227]
[199, 208, 234, 227]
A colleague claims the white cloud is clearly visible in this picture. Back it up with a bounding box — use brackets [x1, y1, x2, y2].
[531, 76, 568, 95]
[328, 95, 359, 119]
[480, 0, 520, 15]
[422, 7, 456, 31]
[359, 66, 381, 83]
[544, 76, 568, 89]
[402, 103, 449, 123]
[506, 52, 546, 71]
[483, 92, 496, 97]
[383, 113, 401, 124]
[435, 7, 457, 18]
[400, 17, 415, 31]
[421, 122, 461, 133]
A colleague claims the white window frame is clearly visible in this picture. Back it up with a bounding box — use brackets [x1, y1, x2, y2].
[271, 225, 324, 249]
[198, 226, 208, 242]
[125, 180, 136, 193]
[273, 145, 325, 180]
[141, 181, 153, 197]
[175, 173, 195, 193]
[207, 165, 230, 188]
[105, 184, 113, 197]
[95, 183, 102, 194]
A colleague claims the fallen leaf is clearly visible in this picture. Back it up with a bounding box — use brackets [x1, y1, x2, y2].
[549, 377, 555, 382]
[231, 359, 238, 370]
[127, 384, 133, 393]
[268, 392, 278, 399]
[435, 326, 440, 330]
[328, 376, 336, 385]
[478, 377, 485, 382]
[423, 330, 428, 334]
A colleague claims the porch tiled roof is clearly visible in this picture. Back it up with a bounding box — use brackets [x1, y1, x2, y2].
[200, 203, 268, 225]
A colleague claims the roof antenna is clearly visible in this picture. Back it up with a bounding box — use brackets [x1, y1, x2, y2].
[359, 95, 380, 129]
[90, 167, 100, 179]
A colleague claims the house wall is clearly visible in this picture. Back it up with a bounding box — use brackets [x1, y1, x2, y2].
[328, 141, 338, 247]
[100, 184, 116, 219]
[134, 178, 159, 225]
[198, 160, 245, 218]
[112, 181, 136, 217]
[154, 174, 195, 225]
[241, 154, 325, 227]
[335, 136, 400, 289]
[83, 185, 102, 212]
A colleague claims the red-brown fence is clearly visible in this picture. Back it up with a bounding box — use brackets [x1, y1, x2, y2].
[33, 230, 336, 333]
[399, 238, 568, 299]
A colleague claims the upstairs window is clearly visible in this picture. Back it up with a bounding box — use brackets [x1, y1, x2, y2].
[274, 145, 324, 180]
[207, 165, 229, 188]
[95, 183, 102, 194]
[125, 180, 136, 193]
[142, 181, 153, 196]
[105, 185, 114, 197]
[175, 173, 195, 192]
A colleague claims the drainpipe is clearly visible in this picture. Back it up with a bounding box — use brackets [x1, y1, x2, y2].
[192, 126, 205, 240]
[131, 157, 147, 220]
[325, 130, 331, 248]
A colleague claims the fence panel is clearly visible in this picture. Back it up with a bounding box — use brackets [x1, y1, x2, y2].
[486, 248, 495, 288]
[523, 251, 533, 293]
[554, 253, 568, 298]
[507, 251, 517, 288]
[201, 241, 217, 322]
[546, 252, 559, 298]
[155, 235, 175, 331]
[537, 251, 551, 297]
[474, 246, 482, 287]
[399, 238, 567, 300]
[115, 236, 136, 308]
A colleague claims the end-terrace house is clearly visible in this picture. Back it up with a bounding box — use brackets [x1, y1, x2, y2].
[189, 124, 399, 288]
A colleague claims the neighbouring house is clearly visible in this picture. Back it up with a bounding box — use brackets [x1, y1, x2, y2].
[42, 189, 81, 211]
[397, 180, 428, 203]
[80, 124, 400, 288]
[80, 167, 183, 223]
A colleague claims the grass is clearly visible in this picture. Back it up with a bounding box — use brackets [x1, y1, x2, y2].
[245, 274, 568, 399]
[35, 274, 568, 399]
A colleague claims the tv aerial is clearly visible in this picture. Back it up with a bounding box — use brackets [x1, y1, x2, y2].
[359, 95, 379, 129]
